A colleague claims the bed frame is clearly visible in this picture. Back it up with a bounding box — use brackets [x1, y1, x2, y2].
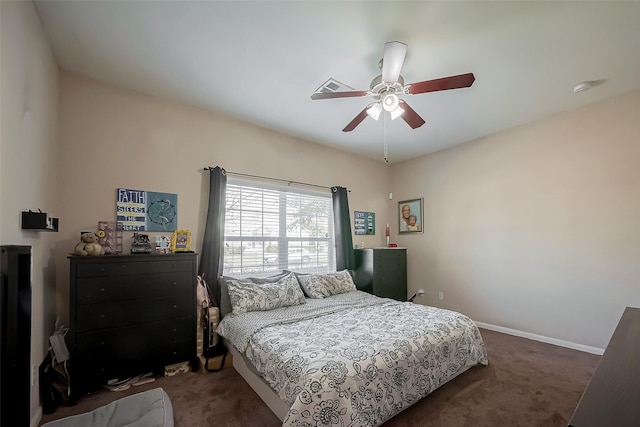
[226, 341, 289, 421]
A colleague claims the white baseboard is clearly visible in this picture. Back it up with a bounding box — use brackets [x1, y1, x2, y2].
[474, 321, 604, 355]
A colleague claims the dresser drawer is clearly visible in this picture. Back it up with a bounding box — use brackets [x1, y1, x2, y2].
[373, 250, 405, 269]
[75, 317, 193, 382]
[76, 340, 193, 384]
[76, 293, 193, 332]
[76, 316, 192, 357]
[76, 259, 193, 278]
[76, 272, 192, 305]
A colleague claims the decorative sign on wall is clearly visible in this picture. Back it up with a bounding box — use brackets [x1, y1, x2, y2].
[354, 211, 375, 235]
[116, 188, 178, 231]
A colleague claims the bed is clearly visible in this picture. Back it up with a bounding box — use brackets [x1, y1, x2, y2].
[216, 271, 488, 427]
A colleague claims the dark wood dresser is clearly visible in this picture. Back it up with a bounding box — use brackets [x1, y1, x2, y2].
[68, 253, 197, 393]
[569, 306, 640, 427]
[354, 248, 407, 301]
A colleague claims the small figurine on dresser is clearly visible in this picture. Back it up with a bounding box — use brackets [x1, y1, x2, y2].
[73, 232, 103, 256]
[131, 232, 152, 254]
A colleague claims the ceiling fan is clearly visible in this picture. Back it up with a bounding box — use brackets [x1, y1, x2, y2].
[311, 41, 476, 132]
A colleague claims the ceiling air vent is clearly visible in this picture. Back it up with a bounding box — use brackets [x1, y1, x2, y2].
[315, 78, 354, 94]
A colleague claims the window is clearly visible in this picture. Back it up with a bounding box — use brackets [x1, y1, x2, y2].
[223, 179, 335, 277]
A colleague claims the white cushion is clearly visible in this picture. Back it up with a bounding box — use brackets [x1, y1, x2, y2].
[41, 387, 173, 427]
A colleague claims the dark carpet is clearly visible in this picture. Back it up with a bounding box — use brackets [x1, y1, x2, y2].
[39, 328, 600, 426]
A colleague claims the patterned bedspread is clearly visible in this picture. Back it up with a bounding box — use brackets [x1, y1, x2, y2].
[217, 291, 488, 427]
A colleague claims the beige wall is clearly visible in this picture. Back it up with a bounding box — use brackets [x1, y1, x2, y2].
[390, 90, 640, 350]
[0, 1, 59, 425]
[56, 71, 392, 323]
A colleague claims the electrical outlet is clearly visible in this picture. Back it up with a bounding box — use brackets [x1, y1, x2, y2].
[31, 364, 37, 387]
[438, 291, 444, 301]
[417, 289, 425, 296]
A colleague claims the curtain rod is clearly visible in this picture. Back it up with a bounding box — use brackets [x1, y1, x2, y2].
[203, 167, 338, 191]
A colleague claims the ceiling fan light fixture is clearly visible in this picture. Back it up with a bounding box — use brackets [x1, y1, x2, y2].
[573, 81, 592, 93]
[382, 92, 399, 111]
[389, 105, 404, 120]
[366, 102, 382, 120]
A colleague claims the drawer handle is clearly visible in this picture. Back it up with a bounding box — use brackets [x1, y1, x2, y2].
[172, 304, 178, 309]
[100, 287, 106, 293]
[99, 314, 105, 319]
[99, 341, 105, 347]
[172, 281, 178, 286]
[172, 328, 177, 333]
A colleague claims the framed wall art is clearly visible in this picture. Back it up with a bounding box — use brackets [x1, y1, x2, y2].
[116, 188, 178, 232]
[398, 198, 423, 234]
[354, 211, 375, 235]
[171, 230, 192, 252]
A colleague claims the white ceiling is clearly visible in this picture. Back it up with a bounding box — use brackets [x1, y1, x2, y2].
[34, 1, 640, 163]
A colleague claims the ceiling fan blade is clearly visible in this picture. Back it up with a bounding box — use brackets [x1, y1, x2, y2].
[342, 107, 369, 132]
[398, 100, 425, 129]
[381, 41, 407, 84]
[311, 90, 369, 100]
[407, 73, 476, 95]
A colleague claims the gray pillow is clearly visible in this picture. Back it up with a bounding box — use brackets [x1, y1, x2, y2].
[286, 269, 357, 298]
[295, 270, 357, 299]
[227, 273, 305, 314]
[218, 271, 290, 317]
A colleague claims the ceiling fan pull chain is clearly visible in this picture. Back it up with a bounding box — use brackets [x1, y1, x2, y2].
[383, 112, 389, 163]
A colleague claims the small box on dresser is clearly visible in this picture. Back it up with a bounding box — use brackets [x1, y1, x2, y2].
[68, 253, 198, 395]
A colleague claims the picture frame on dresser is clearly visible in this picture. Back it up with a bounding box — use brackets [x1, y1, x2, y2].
[171, 230, 191, 252]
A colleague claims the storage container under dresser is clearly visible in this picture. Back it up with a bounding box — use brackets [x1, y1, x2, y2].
[68, 253, 197, 394]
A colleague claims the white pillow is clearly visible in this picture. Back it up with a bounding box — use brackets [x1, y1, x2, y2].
[297, 270, 357, 299]
[227, 272, 305, 314]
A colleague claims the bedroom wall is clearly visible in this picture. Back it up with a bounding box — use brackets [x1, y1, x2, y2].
[55, 71, 392, 325]
[0, 1, 60, 425]
[390, 89, 640, 351]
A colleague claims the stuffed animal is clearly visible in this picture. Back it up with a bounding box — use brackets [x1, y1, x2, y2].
[73, 232, 103, 256]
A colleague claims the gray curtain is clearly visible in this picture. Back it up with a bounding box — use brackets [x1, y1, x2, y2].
[199, 166, 227, 306]
[331, 186, 355, 271]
